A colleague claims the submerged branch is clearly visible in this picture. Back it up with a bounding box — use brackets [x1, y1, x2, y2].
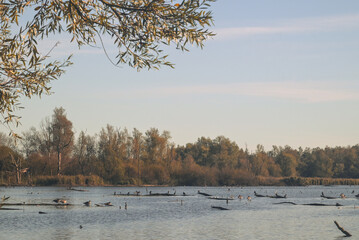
[334, 220, 352, 237]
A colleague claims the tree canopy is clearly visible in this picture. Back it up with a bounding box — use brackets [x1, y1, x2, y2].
[0, 0, 216, 134]
[1, 107, 359, 186]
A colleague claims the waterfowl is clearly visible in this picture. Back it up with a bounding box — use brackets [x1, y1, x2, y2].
[53, 198, 67, 204]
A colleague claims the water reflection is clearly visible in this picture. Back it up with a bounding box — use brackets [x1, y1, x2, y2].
[53, 227, 75, 240]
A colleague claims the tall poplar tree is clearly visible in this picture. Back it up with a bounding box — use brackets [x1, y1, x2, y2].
[51, 107, 74, 175]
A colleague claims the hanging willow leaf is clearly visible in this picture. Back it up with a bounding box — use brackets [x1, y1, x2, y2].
[1, 0, 216, 136]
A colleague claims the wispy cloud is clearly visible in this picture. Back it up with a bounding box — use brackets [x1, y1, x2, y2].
[123, 81, 359, 103]
[214, 14, 359, 40]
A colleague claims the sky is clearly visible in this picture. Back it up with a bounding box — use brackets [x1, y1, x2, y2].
[2, 0, 359, 151]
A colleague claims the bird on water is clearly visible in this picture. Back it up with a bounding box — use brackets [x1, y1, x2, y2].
[53, 198, 67, 204]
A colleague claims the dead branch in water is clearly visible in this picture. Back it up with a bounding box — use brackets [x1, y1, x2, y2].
[1, 203, 73, 207]
[211, 206, 230, 210]
[0, 207, 21, 210]
[334, 220, 352, 237]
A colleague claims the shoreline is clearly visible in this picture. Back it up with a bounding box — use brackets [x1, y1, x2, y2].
[1, 176, 359, 187]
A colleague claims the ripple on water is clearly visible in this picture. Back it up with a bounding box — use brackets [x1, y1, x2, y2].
[1, 186, 359, 240]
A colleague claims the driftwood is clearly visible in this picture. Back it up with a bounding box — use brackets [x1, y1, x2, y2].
[114, 192, 141, 197]
[254, 191, 266, 197]
[274, 202, 343, 207]
[269, 193, 287, 199]
[114, 192, 189, 197]
[321, 192, 337, 199]
[211, 206, 230, 210]
[0, 207, 21, 210]
[198, 191, 212, 197]
[148, 192, 176, 197]
[68, 187, 89, 192]
[273, 201, 297, 205]
[303, 203, 343, 207]
[334, 220, 352, 237]
[208, 196, 234, 201]
[1, 202, 73, 207]
[254, 191, 287, 199]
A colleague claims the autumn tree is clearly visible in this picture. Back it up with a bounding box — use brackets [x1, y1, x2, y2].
[97, 125, 125, 183]
[209, 136, 240, 169]
[72, 131, 97, 175]
[0, 0, 215, 132]
[31, 119, 57, 175]
[50, 107, 74, 175]
[142, 128, 172, 184]
[342, 147, 359, 178]
[143, 128, 170, 164]
[0, 145, 25, 184]
[275, 146, 299, 177]
[189, 137, 212, 166]
[131, 128, 144, 184]
[250, 145, 268, 176]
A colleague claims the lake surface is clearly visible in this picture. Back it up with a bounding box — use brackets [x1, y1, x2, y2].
[1, 186, 358, 240]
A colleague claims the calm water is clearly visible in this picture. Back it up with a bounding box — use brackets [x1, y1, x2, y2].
[1, 186, 358, 240]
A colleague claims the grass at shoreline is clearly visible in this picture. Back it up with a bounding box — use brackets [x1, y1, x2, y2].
[2, 175, 359, 187]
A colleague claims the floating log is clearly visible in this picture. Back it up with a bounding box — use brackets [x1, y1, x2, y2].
[334, 220, 352, 237]
[208, 196, 234, 201]
[211, 206, 230, 210]
[95, 201, 113, 207]
[254, 192, 287, 198]
[254, 191, 266, 197]
[269, 193, 287, 199]
[0, 207, 21, 210]
[148, 193, 176, 197]
[273, 201, 297, 205]
[68, 187, 88, 192]
[114, 193, 141, 197]
[114, 192, 191, 197]
[321, 192, 337, 199]
[302, 203, 343, 207]
[275, 202, 343, 207]
[198, 191, 212, 197]
[1, 202, 72, 207]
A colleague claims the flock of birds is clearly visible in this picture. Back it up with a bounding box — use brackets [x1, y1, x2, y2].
[51, 199, 122, 208]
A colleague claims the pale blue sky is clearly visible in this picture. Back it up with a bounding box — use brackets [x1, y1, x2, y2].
[3, 0, 359, 151]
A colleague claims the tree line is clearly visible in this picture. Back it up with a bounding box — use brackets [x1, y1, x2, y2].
[1, 107, 359, 186]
